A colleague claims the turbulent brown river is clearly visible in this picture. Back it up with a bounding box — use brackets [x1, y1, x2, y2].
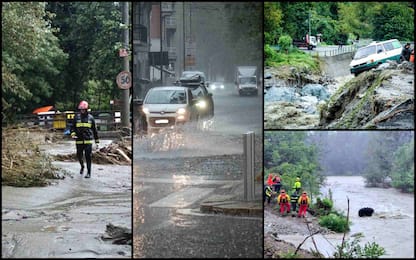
[321, 176, 414, 258]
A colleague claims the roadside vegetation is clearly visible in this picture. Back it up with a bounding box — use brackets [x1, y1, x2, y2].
[265, 2, 414, 47]
[2, 2, 123, 124]
[265, 43, 321, 74]
[1, 127, 63, 187]
[264, 2, 414, 77]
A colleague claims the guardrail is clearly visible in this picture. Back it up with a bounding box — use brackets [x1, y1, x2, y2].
[308, 45, 358, 57]
[13, 111, 122, 132]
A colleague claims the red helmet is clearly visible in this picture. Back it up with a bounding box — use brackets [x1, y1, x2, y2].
[78, 100, 89, 110]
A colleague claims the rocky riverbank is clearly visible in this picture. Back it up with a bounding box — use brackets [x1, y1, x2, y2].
[264, 60, 414, 129]
[264, 205, 336, 258]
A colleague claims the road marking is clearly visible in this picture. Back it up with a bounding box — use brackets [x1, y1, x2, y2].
[136, 176, 240, 186]
[149, 187, 214, 208]
[176, 208, 263, 220]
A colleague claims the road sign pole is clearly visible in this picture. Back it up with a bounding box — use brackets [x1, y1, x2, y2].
[121, 2, 130, 128]
[243, 131, 255, 201]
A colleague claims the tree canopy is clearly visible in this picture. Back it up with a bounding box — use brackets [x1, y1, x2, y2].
[2, 2, 126, 123]
[264, 2, 414, 45]
[264, 132, 324, 198]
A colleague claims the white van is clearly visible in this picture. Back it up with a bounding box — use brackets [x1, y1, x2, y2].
[350, 39, 403, 76]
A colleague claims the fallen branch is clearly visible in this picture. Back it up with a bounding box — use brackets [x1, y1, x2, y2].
[306, 219, 320, 255]
[339, 196, 350, 256]
[294, 230, 320, 255]
[116, 148, 131, 164]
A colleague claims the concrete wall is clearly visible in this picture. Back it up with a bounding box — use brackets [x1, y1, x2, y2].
[320, 52, 354, 78]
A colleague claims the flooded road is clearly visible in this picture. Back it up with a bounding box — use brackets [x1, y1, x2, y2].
[133, 83, 263, 258]
[321, 176, 414, 258]
[2, 140, 132, 258]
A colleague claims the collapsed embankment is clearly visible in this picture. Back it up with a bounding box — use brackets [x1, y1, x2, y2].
[319, 61, 414, 129]
[264, 60, 414, 129]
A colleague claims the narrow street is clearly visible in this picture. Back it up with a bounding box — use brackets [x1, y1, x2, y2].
[133, 84, 263, 258]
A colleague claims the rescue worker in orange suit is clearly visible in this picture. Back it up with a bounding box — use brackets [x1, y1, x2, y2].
[70, 101, 99, 178]
[297, 191, 310, 218]
[277, 189, 291, 216]
[272, 173, 282, 192]
[266, 173, 275, 186]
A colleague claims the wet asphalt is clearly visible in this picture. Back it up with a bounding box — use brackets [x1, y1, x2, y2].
[133, 86, 263, 258]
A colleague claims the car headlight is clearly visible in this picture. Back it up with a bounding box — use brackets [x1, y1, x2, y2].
[196, 100, 207, 109]
[142, 107, 149, 114]
[177, 108, 187, 115]
[220, 84, 224, 89]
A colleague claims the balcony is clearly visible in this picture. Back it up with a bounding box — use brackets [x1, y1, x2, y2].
[161, 2, 174, 12]
[167, 46, 177, 60]
[133, 25, 147, 45]
[164, 16, 176, 28]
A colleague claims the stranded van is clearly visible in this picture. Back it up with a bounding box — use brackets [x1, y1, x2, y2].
[350, 39, 403, 76]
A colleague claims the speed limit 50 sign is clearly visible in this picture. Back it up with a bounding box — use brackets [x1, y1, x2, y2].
[116, 71, 132, 89]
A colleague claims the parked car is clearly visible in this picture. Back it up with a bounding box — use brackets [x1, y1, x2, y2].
[142, 86, 201, 134]
[177, 71, 214, 119]
[350, 39, 403, 76]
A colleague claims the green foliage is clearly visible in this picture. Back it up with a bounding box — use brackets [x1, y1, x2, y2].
[278, 35, 292, 53]
[280, 252, 297, 258]
[264, 132, 325, 199]
[264, 2, 283, 45]
[2, 2, 68, 122]
[311, 196, 333, 216]
[264, 47, 321, 73]
[364, 132, 413, 188]
[334, 233, 386, 258]
[264, 2, 414, 50]
[372, 3, 414, 41]
[319, 213, 350, 233]
[46, 2, 124, 111]
[391, 140, 414, 193]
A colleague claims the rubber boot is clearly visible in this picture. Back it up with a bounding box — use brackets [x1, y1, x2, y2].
[80, 165, 84, 175]
[85, 172, 91, 178]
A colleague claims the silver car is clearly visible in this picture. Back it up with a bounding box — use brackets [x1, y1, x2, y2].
[142, 86, 200, 134]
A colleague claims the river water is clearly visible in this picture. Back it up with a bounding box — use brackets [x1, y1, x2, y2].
[320, 176, 414, 258]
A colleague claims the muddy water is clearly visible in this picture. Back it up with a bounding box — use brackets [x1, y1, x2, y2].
[2, 140, 131, 258]
[321, 176, 414, 258]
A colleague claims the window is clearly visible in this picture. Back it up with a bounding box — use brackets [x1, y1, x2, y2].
[383, 42, 394, 51]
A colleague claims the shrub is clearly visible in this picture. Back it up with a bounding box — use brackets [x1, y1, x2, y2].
[334, 233, 385, 258]
[319, 213, 350, 233]
[278, 35, 292, 53]
[312, 197, 333, 216]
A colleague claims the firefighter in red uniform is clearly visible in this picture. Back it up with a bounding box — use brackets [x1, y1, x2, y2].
[277, 189, 291, 216]
[70, 101, 99, 178]
[297, 191, 310, 218]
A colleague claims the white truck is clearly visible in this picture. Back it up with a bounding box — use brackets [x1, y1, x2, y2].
[235, 66, 258, 96]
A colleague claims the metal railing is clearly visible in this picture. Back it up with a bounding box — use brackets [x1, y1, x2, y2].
[308, 44, 358, 57]
[13, 111, 123, 132]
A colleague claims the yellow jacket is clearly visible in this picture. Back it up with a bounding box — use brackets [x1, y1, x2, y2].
[298, 195, 310, 205]
[277, 194, 290, 204]
[293, 181, 302, 190]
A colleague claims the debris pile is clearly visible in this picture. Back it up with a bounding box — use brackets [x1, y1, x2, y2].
[101, 223, 132, 245]
[1, 127, 62, 187]
[55, 141, 132, 165]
